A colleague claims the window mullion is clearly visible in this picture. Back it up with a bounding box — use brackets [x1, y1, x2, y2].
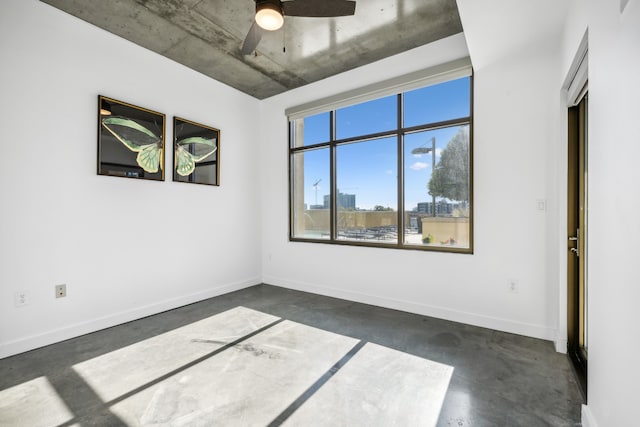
[397, 93, 404, 247]
[330, 110, 337, 241]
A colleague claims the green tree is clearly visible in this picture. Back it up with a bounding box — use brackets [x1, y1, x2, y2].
[428, 127, 469, 202]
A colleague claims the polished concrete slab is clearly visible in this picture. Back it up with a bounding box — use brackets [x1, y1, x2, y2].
[283, 342, 453, 426]
[108, 318, 360, 425]
[72, 306, 281, 403]
[0, 284, 583, 426]
[0, 376, 76, 427]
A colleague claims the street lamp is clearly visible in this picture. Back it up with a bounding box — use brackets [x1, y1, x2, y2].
[411, 136, 436, 217]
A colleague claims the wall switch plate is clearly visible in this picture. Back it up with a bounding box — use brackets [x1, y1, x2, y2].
[55, 284, 67, 298]
[14, 291, 29, 307]
[536, 199, 547, 212]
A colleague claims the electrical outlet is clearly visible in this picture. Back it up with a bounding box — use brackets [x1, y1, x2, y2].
[14, 291, 29, 307]
[55, 284, 67, 298]
[507, 279, 519, 293]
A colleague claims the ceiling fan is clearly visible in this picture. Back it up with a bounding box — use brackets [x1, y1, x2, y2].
[241, 0, 357, 55]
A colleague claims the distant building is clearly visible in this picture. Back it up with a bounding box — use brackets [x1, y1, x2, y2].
[309, 204, 324, 210]
[416, 202, 430, 214]
[416, 201, 457, 215]
[323, 192, 356, 210]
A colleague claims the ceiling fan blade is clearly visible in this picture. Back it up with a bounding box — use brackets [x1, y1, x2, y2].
[282, 0, 356, 17]
[241, 21, 264, 55]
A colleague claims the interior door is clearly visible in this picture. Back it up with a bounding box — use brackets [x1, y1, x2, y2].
[567, 93, 588, 400]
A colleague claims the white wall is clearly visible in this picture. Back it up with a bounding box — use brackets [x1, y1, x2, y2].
[562, 0, 640, 425]
[0, 0, 262, 358]
[260, 32, 564, 341]
[455, 0, 570, 349]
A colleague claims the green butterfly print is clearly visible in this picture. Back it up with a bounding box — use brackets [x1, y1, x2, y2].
[175, 136, 217, 177]
[101, 117, 163, 173]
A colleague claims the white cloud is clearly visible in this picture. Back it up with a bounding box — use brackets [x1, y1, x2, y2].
[410, 161, 428, 171]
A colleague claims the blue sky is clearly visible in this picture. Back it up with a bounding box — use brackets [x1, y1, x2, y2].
[299, 77, 470, 210]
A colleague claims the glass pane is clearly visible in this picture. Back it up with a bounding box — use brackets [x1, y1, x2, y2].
[404, 125, 470, 249]
[404, 77, 470, 128]
[336, 137, 397, 243]
[291, 112, 330, 148]
[336, 95, 396, 140]
[291, 148, 330, 239]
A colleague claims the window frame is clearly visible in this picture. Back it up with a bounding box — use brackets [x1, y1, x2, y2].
[288, 69, 474, 254]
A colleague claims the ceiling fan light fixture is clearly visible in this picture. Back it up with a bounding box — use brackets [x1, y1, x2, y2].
[255, 0, 284, 31]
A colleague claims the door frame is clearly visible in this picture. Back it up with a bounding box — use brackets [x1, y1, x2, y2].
[567, 95, 588, 400]
[562, 30, 589, 402]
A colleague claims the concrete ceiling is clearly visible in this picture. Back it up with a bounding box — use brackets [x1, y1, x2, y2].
[40, 0, 463, 99]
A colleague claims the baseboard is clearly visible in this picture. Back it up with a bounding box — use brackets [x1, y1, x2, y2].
[263, 276, 556, 342]
[0, 277, 259, 359]
[582, 405, 598, 427]
[555, 337, 568, 354]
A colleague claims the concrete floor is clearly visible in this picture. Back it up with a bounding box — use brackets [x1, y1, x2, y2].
[0, 284, 583, 426]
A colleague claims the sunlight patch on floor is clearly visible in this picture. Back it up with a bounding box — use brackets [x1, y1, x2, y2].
[0, 376, 76, 427]
[110, 319, 358, 425]
[72, 306, 279, 402]
[2, 306, 453, 426]
[283, 342, 453, 426]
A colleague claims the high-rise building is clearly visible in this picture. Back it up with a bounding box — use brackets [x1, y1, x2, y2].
[323, 192, 356, 210]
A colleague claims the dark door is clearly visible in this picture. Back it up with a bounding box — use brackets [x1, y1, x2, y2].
[567, 93, 588, 400]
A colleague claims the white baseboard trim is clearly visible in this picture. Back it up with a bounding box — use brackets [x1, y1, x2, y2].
[263, 276, 556, 341]
[555, 337, 568, 354]
[0, 278, 259, 359]
[582, 405, 598, 427]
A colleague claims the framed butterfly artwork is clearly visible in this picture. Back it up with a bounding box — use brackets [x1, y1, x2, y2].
[173, 117, 220, 186]
[97, 95, 165, 181]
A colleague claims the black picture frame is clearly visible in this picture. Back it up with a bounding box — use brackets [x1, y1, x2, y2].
[173, 117, 220, 186]
[98, 95, 165, 181]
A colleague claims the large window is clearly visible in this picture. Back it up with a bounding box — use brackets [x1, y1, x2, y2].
[289, 71, 473, 253]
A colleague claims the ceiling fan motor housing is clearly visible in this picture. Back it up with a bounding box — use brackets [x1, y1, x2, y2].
[244, 0, 357, 54]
